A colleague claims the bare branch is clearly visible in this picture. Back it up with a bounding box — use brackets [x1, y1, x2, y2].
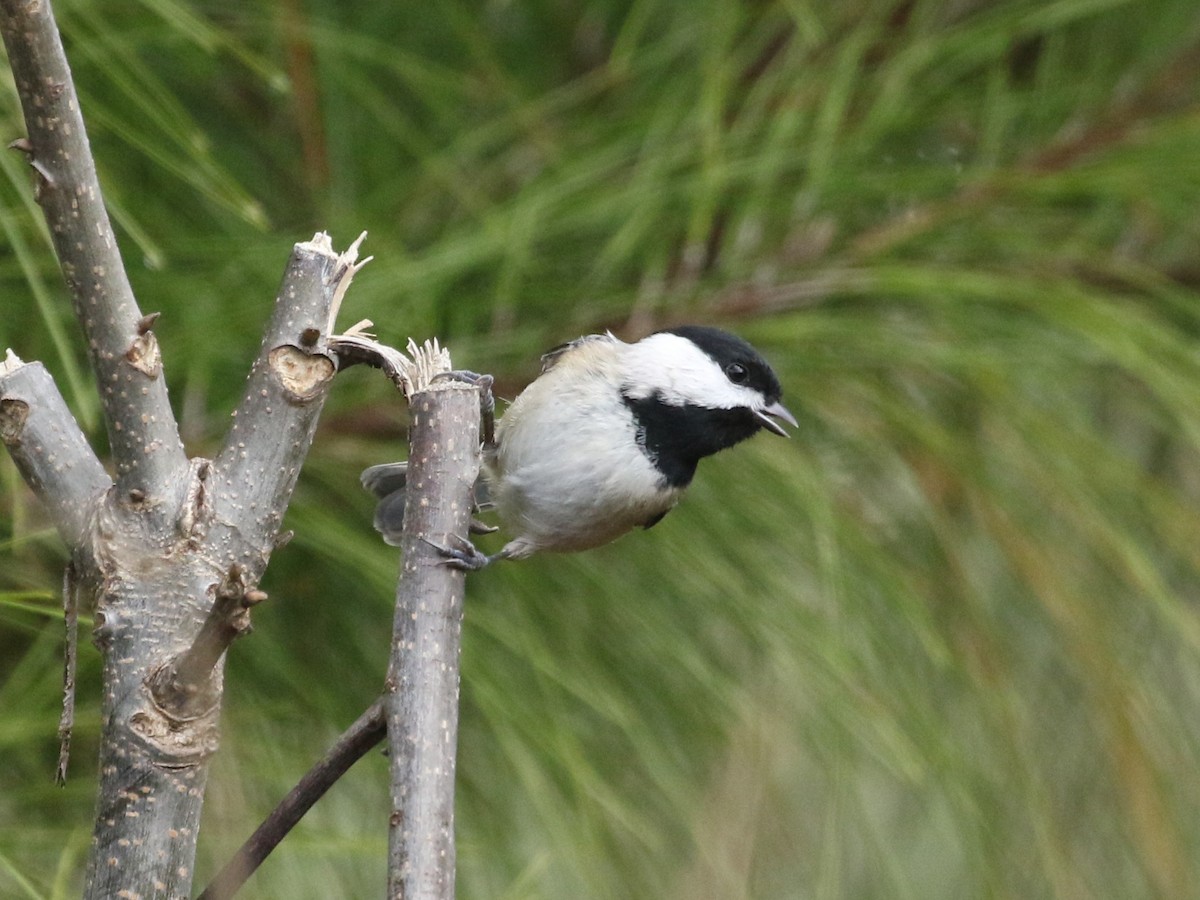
[197, 335, 474, 899]
[0, 0, 186, 497]
[209, 233, 358, 566]
[73, 233, 358, 900]
[197, 698, 387, 900]
[55, 560, 79, 785]
[385, 378, 481, 900]
[329, 327, 417, 394]
[0, 354, 112, 546]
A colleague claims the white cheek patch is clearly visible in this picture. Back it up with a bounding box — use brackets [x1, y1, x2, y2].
[623, 333, 766, 411]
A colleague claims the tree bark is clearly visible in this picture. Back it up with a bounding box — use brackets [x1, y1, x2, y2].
[188, 335, 480, 900]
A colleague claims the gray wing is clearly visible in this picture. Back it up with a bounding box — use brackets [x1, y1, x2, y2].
[361, 462, 408, 498]
[539, 332, 616, 374]
[361, 462, 409, 546]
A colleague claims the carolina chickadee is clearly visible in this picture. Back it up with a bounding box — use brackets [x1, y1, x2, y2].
[362, 325, 795, 567]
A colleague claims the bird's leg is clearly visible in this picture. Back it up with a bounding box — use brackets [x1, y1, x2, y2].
[421, 534, 509, 571]
[431, 370, 496, 449]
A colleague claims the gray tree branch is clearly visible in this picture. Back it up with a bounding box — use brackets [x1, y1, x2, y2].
[186, 335, 475, 900]
[203, 234, 362, 581]
[210, 234, 365, 550]
[0, 355, 104, 788]
[0, 352, 112, 545]
[385, 380, 481, 900]
[0, 0, 186, 499]
[145, 562, 266, 721]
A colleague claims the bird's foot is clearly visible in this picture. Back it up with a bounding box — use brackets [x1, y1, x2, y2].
[422, 534, 503, 571]
[432, 369, 491, 388]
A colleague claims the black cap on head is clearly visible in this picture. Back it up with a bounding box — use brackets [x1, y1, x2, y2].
[659, 325, 783, 402]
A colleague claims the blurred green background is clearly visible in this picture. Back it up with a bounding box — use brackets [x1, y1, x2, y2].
[3, 0, 1200, 897]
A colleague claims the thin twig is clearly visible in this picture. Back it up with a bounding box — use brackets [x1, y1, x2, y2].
[197, 698, 387, 900]
[55, 561, 78, 786]
[328, 329, 449, 398]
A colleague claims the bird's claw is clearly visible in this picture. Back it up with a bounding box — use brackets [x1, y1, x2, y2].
[432, 369, 492, 389]
[422, 534, 494, 571]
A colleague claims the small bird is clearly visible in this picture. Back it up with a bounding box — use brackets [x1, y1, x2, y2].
[362, 325, 795, 567]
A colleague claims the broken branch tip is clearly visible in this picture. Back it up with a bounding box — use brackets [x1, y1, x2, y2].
[1, 348, 26, 375]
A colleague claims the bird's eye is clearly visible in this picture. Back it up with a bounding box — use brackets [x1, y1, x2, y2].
[725, 363, 748, 384]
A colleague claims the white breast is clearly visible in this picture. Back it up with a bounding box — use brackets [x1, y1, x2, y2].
[485, 340, 681, 558]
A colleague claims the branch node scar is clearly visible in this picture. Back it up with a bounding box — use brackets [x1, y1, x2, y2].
[268, 345, 335, 401]
[0, 398, 31, 443]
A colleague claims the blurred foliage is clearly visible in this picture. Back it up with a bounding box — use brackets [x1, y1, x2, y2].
[2, 0, 1200, 897]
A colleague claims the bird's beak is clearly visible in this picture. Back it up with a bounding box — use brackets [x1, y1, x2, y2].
[756, 401, 798, 437]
